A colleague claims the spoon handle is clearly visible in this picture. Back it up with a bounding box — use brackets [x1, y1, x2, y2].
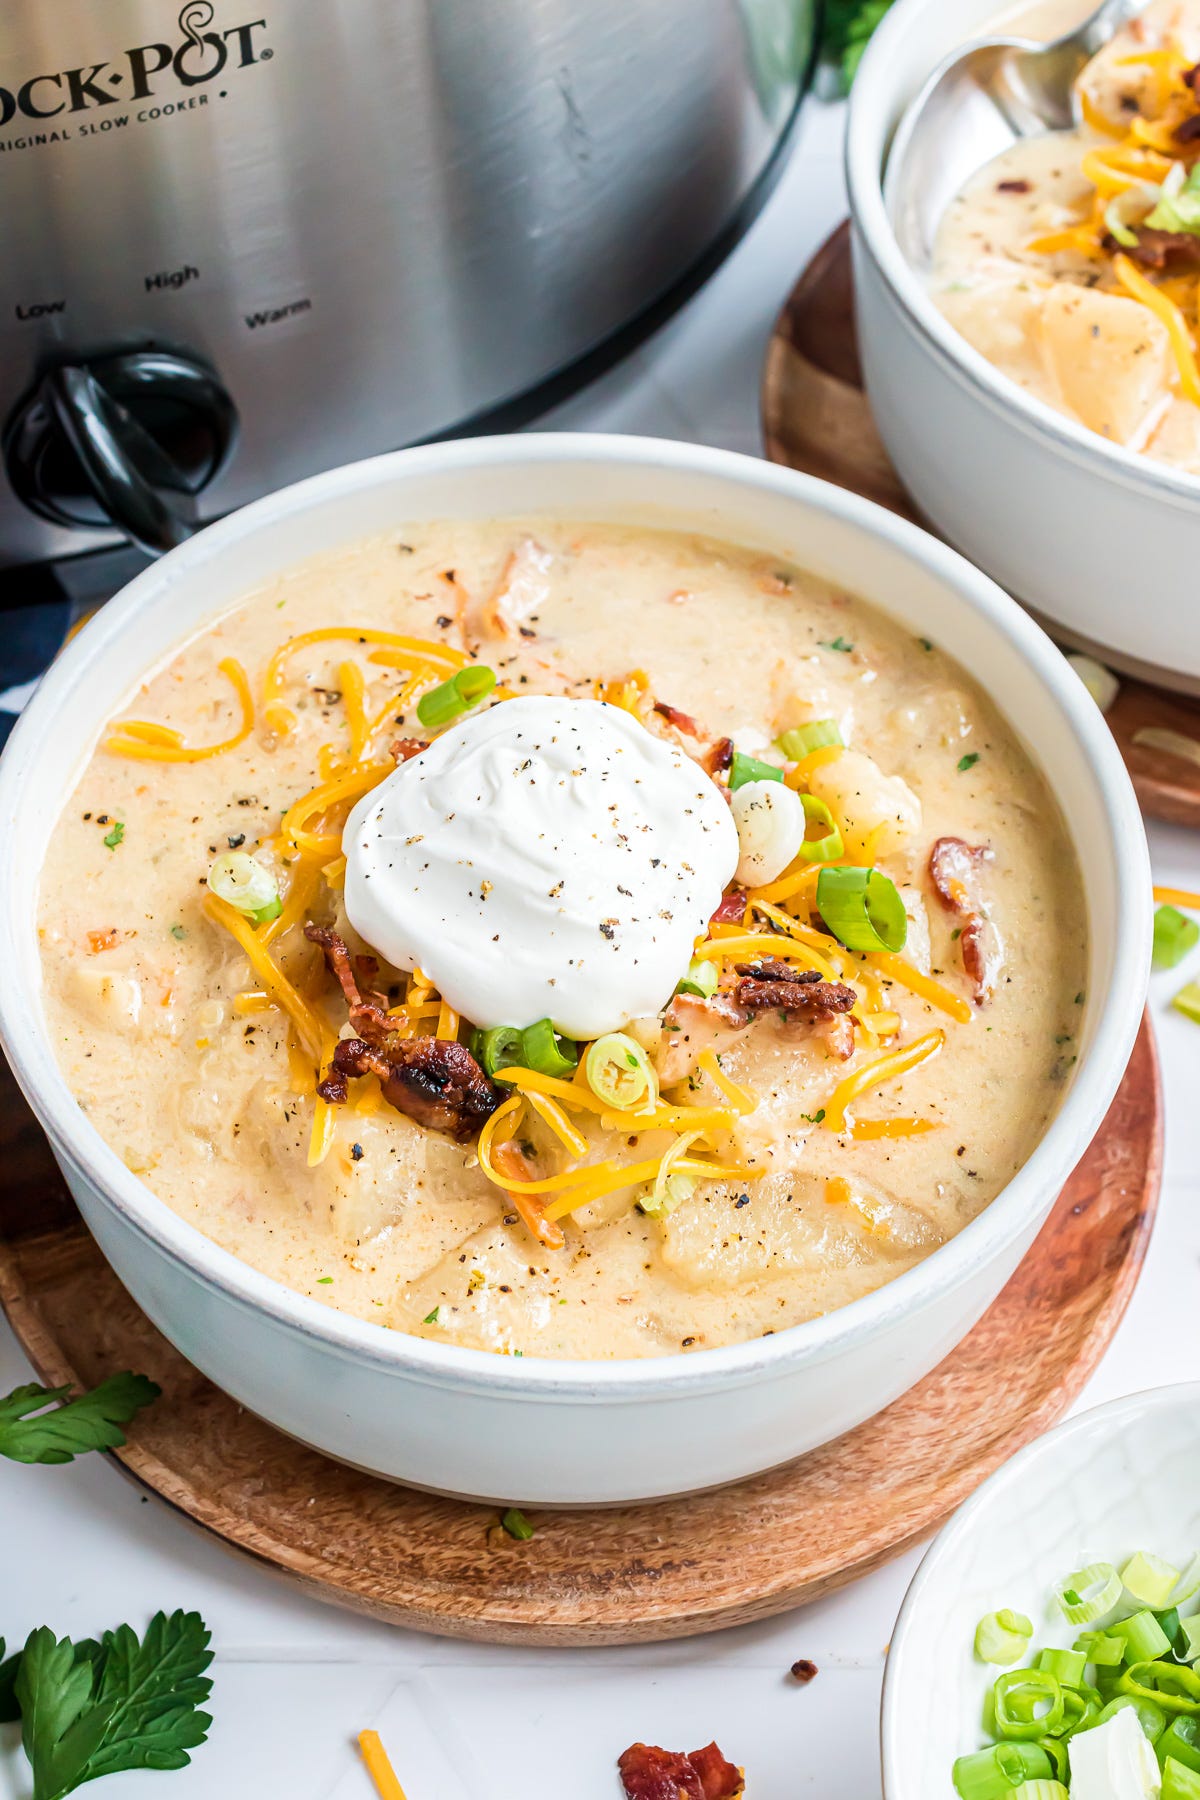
[1075, 0, 1152, 60]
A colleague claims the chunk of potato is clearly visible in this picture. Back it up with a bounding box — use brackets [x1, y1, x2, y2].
[806, 749, 922, 859]
[67, 965, 143, 1032]
[1040, 284, 1172, 447]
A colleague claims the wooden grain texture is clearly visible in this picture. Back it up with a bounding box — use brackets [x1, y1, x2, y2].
[0, 1020, 1161, 1645]
[761, 220, 1200, 829]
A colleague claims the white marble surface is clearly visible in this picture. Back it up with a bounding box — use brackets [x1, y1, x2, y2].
[2, 98, 1199, 1800]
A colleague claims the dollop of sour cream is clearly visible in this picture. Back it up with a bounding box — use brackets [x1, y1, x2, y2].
[342, 695, 739, 1040]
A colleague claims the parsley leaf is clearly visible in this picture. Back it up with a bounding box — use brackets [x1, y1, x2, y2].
[0, 1638, 20, 1725]
[102, 823, 124, 850]
[14, 1613, 213, 1799]
[819, 635, 854, 653]
[0, 1373, 160, 1466]
[957, 752, 981, 773]
[821, 0, 894, 89]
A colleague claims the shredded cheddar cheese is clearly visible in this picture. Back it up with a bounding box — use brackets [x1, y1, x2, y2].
[263, 627, 465, 736]
[867, 953, 973, 1024]
[106, 658, 254, 763]
[695, 1047, 757, 1116]
[358, 1730, 409, 1800]
[821, 1029, 945, 1134]
[203, 890, 330, 1067]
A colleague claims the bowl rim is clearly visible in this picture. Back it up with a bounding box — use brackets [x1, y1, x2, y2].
[880, 1380, 1200, 1797]
[845, 0, 1200, 508]
[0, 431, 1151, 1401]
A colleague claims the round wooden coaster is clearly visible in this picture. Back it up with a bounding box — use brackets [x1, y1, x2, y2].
[0, 1022, 1161, 1645]
[762, 221, 1200, 829]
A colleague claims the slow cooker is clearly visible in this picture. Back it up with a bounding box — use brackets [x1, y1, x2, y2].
[0, 0, 815, 572]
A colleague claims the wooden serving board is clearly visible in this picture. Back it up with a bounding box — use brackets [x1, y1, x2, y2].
[0, 1021, 1161, 1645]
[762, 221, 1200, 830]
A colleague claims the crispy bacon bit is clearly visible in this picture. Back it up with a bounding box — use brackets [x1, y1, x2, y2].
[327, 1034, 500, 1143]
[390, 737, 427, 764]
[790, 1658, 819, 1684]
[618, 1741, 744, 1800]
[1175, 111, 1200, 144]
[304, 924, 500, 1140]
[709, 890, 748, 927]
[928, 837, 1001, 1003]
[1113, 225, 1200, 268]
[87, 928, 121, 954]
[490, 1139, 565, 1250]
[734, 963, 857, 1019]
[700, 735, 734, 778]
[1185, 60, 1200, 95]
[997, 178, 1031, 193]
[653, 699, 705, 738]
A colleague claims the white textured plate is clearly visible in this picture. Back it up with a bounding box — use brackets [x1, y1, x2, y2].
[882, 1383, 1200, 1798]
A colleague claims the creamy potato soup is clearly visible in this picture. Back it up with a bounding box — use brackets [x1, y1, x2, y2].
[39, 522, 1086, 1359]
[933, 1, 1200, 472]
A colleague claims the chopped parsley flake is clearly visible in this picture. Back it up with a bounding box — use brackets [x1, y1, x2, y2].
[957, 753, 980, 773]
[423, 1307, 442, 1325]
[102, 822, 125, 849]
[820, 635, 854, 653]
[170, 924, 186, 941]
[800, 1108, 826, 1124]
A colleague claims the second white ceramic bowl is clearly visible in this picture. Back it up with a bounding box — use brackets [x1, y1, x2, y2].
[848, 0, 1200, 692]
[883, 1383, 1200, 1799]
[0, 435, 1151, 1503]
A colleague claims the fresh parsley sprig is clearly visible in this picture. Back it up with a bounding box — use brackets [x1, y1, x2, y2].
[821, 0, 894, 89]
[0, 1373, 159, 1466]
[1, 1613, 213, 1800]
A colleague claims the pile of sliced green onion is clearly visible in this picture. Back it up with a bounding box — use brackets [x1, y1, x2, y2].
[469, 1018, 578, 1079]
[676, 959, 719, 1000]
[207, 851, 282, 925]
[954, 1547, 1200, 1800]
[816, 865, 907, 954]
[416, 664, 496, 728]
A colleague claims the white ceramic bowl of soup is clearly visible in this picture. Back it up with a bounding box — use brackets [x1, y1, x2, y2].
[847, 0, 1200, 692]
[0, 435, 1149, 1505]
[882, 1383, 1200, 1798]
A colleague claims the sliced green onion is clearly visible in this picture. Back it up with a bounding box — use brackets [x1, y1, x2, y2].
[1051, 1684, 1102, 1737]
[1112, 1610, 1174, 1663]
[1054, 1563, 1122, 1625]
[1002, 1783, 1068, 1800]
[993, 1670, 1064, 1741]
[1118, 1658, 1200, 1713]
[1035, 1739, 1068, 1783]
[1165, 1758, 1200, 1800]
[520, 1019, 578, 1079]
[207, 850, 281, 925]
[1172, 1553, 1200, 1606]
[1159, 1717, 1200, 1776]
[1093, 1693, 1168, 1742]
[1153, 907, 1199, 971]
[1035, 1647, 1087, 1690]
[500, 1507, 534, 1541]
[798, 793, 844, 864]
[584, 1032, 656, 1110]
[475, 1026, 525, 1078]
[778, 719, 843, 759]
[952, 1743, 1053, 1800]
[976, 1611, 1035, 1665]
[816, 865, 908, 954]
[1075, 1631, 1125, 1668]
[676, 959, 719, 999]
[729, 750, 784, 791]
[640, 1130, 703, 1220]
[416, 664, 496, 728]
[1104, 197, 1140, 247]
[1175, 981, 1200, 1025]
[1180, 1617, 1200, 1664]
[1124, 1551, 1184, 1607]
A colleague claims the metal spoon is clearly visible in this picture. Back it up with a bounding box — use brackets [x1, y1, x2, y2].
[885, 0, 1151, 273]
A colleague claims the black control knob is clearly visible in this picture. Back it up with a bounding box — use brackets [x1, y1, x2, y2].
[4, 349, 237, 558]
